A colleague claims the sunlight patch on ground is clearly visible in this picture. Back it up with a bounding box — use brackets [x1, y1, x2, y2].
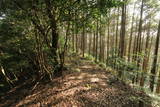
[77, 73, 88, 79]
[68, 76, 76, 80]
[90, 78, 100, 83]
[80, 65, 94, 69]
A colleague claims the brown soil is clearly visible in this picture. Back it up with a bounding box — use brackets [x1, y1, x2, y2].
[0, 58, 151, 107]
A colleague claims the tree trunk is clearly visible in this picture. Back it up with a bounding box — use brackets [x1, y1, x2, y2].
[76, 27, 79, 53]
[45, 0, 61, 77]
[119, 0, 126, 77]
[115, 7, 120, 54]
[107, 14, 110, 63]
[72, 23, 75, 52]
[82, 23, 85, 57]
[119, 0, 126, 58]
[150, 21, 160, 92]
[99, 16, 102, 61]
[93, 31, 96, 57]
[132, 16, 139, 62]
[136, 0, 144, 67]
[128, 4, 135, 62]
[89, 33, 92, 55]
[95, 19, 99, 62]
[140, 20, 151, 87]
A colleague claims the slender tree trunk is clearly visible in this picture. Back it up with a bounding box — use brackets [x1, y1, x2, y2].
[72, 23, 75, 52]
[45, 0, 61, 77]
[107, 15, 110, 63]
[150, 21, 160, 92]
[111, 9, 116, 57]
[136, 0, 144, 68]
[118, 0, 126, 77]
[128, 4, 135, 62]
[89, 33, 92, 55]
[59, 21, 71, 74]
[95, 19, 99, 62]
[132, 16, 139, 62]
[156, 74, 160, 93]
[140, 20, 151, 87]
[85, 33, 88, 55]
[76, 27, 78, 53]
[119, 0, 126, 58]
[82, 23, 85, 57]
[93, 31, 96, 57]
[99, 16, 102, 61]
[102, 35, 105, 62]
[115, 7, 120, 54]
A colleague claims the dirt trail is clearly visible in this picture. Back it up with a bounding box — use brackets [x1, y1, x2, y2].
[0, 58, 151, 107]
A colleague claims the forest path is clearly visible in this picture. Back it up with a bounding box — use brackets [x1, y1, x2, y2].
[0, 57, 150, 107]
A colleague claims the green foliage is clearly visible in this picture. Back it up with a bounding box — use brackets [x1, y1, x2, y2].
[98, 62, 106, 68]
[84, 54, 95, 61]
[74, 68, 81, 72]
[106, 54, 140, 82]
[0, 0, 123, 92]
[0, 8, 37, 92]
[106, 55, 139, 72]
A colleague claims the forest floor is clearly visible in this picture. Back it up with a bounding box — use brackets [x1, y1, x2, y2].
[0, 56, 152, 107]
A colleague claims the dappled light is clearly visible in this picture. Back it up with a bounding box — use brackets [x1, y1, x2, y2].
[0, 0, 160, 106]
[0, 58, 151, 107]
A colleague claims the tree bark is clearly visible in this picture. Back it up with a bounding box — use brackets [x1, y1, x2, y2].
[45, 0, 61, 77]
[82, 23, 85, 57]
[140, 20, 151, 87]
[95, 19, 99, 62]
[119, 0, 126, 58]
[115, 7, 120, 54]
[128, 4, 135, 62]
[119, 0, 127, 77]
[136, 0, 144, 67]
[150, 21, 160, 92]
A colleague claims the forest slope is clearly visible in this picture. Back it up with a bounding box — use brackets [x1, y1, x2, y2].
[0, 57, 151, 107]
